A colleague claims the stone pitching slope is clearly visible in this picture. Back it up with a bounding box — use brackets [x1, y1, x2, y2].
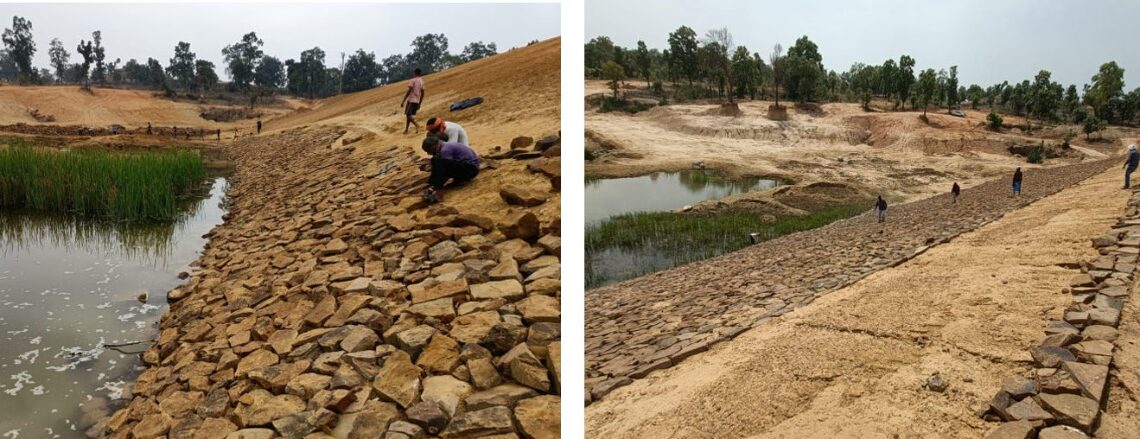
[586, 158, 1117, 403]
[980, 190, 1140, 438]
[97, 127, 561, 439]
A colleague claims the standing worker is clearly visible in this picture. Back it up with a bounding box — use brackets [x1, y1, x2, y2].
[1012, 167, 1023, 196]
[1124, 145, 1139, 189]
[951, 182, 961, 203]
[426, 117, 469, 146]
[401, 68, 425, 134]
[875, 195, 888, 223]
[256, 119, 262, 135]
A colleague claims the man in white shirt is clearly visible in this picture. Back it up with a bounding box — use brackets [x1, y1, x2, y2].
[426, 117, 469, 146]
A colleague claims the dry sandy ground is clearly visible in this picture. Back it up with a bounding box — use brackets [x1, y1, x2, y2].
[0, 86, 297, 129]
[585, 80, 1133, 203]
[585, 167, 1131, 438]
[268, 38, 562, 226]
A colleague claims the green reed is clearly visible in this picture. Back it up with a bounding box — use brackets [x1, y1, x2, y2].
[0, 140, 206, 221]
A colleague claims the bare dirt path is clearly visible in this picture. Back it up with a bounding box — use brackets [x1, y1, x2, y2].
[586, 166, 1131, 438]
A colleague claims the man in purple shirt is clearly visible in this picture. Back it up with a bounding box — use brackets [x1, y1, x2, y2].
[422, 135, 480, 198]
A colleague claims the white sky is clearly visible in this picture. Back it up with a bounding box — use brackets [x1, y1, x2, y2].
[1, 2, 559, 79]
[586, 0, 1140, 90]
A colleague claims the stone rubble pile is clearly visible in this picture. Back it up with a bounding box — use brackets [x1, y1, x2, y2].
[586, 158, 1117, 404]
[93, 127, 560, 439]
[980, 189, 1140, 438]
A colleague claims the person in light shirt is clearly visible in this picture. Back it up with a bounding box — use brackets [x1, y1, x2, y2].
[401, 68, 425, 134]
[426, 117, 469, 146]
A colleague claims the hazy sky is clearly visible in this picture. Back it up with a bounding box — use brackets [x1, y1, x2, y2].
[1, 3, 559, 80]
[587, 0, 1140, 90]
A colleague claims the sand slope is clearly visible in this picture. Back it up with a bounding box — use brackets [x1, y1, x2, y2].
[0, 86, 296, 128]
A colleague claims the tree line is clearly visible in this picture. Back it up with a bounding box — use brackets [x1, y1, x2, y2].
[0, 15, 499, 100]
[586, 26, 1140, 127]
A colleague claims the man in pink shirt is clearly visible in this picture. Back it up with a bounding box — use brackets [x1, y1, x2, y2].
[401, 68, 425, 134]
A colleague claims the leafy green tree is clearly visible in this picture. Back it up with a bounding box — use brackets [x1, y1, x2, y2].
[915, 68, 938, 116]
[76, 39, 94, 88]
[167, 41, 196, 91]
[460, 41, 496, 62]
[635, 40, 652, 87]
[287, 47, 329, 99]
[1, 16, 36, 83]
[895, 55, 915, 109]
[222, 32, 264, 90]
[965, 84, 984, 109]
[1084, 61, 1124, 121]
[194, 59, 218, 95]
[1062, 84, 1080, 121]
[704, 28, 734, 102]
[91, 31, 106, 84]
[1083, 114, 1105, 139]
[945, 66, 959, 110]
[731, 46, 760, 100]
[342, 49, 381, 93]
[46, 38, 70, 84]
[254, 55, 285, 89]
[601, 60, 624, 98]
[1028, 70, 1061, 126]
[407, 33, 449, 74]
[146, 58, 165, 87]
[769, 44, 784, 106]
[783, 36, 824, 103]
[667, 26, 699, 86]
[584, 36, 615, 75]
[987, 111, 1003, 130]
[848, 62, 877, 109]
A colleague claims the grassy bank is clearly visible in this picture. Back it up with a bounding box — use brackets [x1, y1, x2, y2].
[586, 204, 867, 288]
[0, 140, 206, 221]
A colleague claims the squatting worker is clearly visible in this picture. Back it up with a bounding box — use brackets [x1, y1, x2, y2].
[875, 195, 888, 223]
[422, 134, 479, 200]
[402, 68, 425, 134]
[1012, 167, 1023, 196]
[1125, 145, 1139, 189]
[951, 182, 961, 204]
[426, 117, 469, 146]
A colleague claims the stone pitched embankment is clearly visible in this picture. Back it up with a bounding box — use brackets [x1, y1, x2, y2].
[99, 128, 561, 439]
[585, 158, 1118, 402]
[980, 190, 1140, 438]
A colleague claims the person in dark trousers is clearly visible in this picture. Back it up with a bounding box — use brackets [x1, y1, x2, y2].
[1124, 145, 1139, 189]
[216, 129, 221, 142]
[422, 134, 479, 202]
[951, 182, 961, 204]
[875, 195, 888, 223]
[256, 119, 262, 135]
[402, 68, 425, 134]
[1012, 167, 1023, 196]
[146, 122, 152, 135]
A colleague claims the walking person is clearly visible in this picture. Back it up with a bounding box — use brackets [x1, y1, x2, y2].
[421, 134, 480, 203]
[1012, 167, 1023, 196]
[256, 119, 262, 135]
[875, 195, 888, 223]
[951, 182, 961, 204]
[1124, 145, 1139, 189]
[401, 68, 425, 134]
[426, 117, 469, 146]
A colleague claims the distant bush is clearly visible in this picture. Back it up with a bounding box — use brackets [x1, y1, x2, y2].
[585, 149, 596, 161]
[1027, 145, 1044, 164]
[987, 111, 1004, 130]
[599, 97, 653, 114]
[1062, 129, 1076, 149]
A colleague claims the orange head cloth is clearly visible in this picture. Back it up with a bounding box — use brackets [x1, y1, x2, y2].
[428, 118, 445, 133]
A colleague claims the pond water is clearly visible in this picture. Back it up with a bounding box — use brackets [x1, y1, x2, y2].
[0, 177, 228, 438]
[585, 170, 781, 225]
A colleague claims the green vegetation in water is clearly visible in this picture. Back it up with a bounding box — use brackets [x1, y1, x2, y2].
[0, 140, 206, 221]
[585, 204, 867, 289]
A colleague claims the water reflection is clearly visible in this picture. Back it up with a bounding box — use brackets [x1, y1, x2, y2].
[585, 170, 780, 225]
[0, 177, 228, 438]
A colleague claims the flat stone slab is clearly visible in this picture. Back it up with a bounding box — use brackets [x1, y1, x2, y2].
[1037, 393, 1099, 433]
[1061, 361, 1109, 401]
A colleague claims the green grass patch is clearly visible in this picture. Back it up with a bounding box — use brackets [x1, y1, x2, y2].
[585, 204, 867, 289]
[0, 140, 206, 221]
